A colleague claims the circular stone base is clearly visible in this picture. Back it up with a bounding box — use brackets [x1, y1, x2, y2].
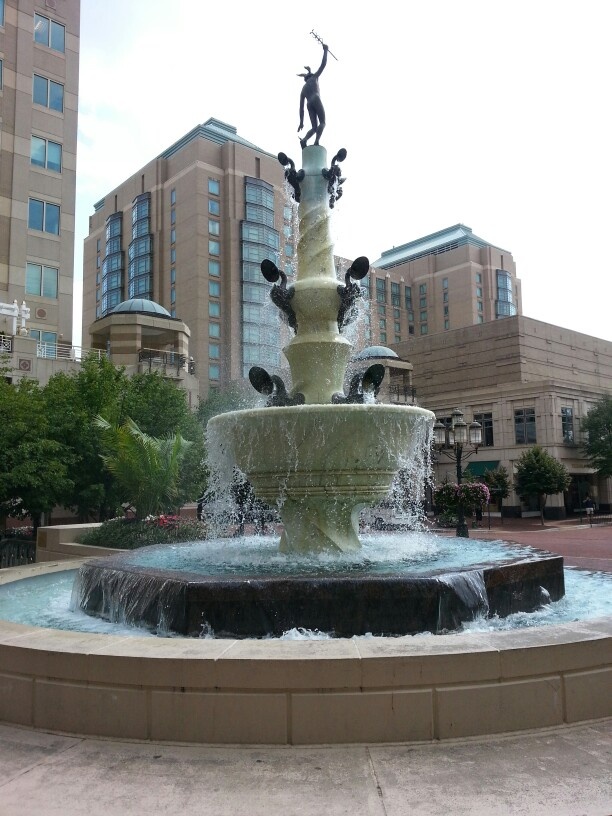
[0, 562, 610, 745]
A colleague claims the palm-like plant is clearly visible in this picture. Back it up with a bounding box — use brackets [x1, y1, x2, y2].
[95, 416, 192, 519]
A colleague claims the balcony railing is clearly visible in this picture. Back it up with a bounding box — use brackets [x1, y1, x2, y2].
[0, 336, 12, 353]
[387, 384, 417, 405]
[37, 343, 107, 361]
[138, 348, 194, 376]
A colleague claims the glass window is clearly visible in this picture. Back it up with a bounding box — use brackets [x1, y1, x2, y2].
[209, 281, 220, 297]
[442, 277, 448, 289]
[209, 364, 220, 380]
[378, 304, 386, 316]
[420, 310, 427, 322]
[170, 268, 176, 284]
[420, 324, 428, 335]
[28, 199, 60, 234]
[380, 332, 387, 343]
[0, 0, 4, 26]
[31, 137, 62, 172]
[34, 14, 65, 53]
[376, 278, 386, 303]
[169, 287, 175, 304]
[243, 303, 260, 321]
[208, 179, 220, 195]
[419, 296, 427, 308]
[170, 188, 176, 205]
[476, 273, 482, 283]
[477, 301, 483, 312]
[514, 408, 536, 444]
[209, 220, 219, 236]
[394, 322, 401, 332]
[478, 315, 484, 323]
[561, 407, 574, 443]
[170, 248, 176, 264]
[209, 200, 220, 216]
[444, 305, 449, 316]
[170, 209, 176, 225]
[209, 260, 220, 276]
[33, 75, 64, 112]
[26, 262, 58, 298]
[444, 319, 450, 330]
[409, 325, 415, 335]
[209, 343, 220, 359]
[473, 413, 494, 446]
[209, 323, 220, 338]
[476, 287, 483, 298]
[30, 329, 58, 357]
[379, 319, 386, 329]
[419, 283, 427, 295]
[404, 286, 412, 308]
[209, 240, 220, 256]
[395, 335, 401, 343]
[443, 291, 448, 303]
[393, 308, 400, 319]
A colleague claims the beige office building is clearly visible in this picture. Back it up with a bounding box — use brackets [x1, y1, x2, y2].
[83, 118, 294, 402]
[365, 224, 522, 346]
[392, 315, 612, 516]
[0, 0, 79, 353]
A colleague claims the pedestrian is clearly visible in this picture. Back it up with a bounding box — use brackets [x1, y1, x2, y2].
[583, 494, 595, 519]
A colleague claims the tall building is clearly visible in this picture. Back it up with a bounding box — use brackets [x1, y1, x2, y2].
[0, 0, 80, 351]
[83, 118, 294, 401]
[366, 224, 522, 344]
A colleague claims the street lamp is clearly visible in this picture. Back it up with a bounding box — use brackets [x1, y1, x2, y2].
[433, 408, 482, 538]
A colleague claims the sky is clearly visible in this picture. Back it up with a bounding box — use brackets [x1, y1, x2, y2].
[74, 0, 612, 344]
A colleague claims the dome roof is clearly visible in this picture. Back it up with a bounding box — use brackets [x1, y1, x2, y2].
[353, 345, 399, 361]
[109, 299, 172, 318]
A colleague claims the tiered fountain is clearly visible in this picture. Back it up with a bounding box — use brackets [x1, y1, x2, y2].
[74, 43, 564, 638]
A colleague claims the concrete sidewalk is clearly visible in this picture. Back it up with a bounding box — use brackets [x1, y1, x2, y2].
[1, 720, 610, 816]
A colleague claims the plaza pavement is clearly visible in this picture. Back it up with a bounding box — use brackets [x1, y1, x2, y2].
[0, 517, 610, 815]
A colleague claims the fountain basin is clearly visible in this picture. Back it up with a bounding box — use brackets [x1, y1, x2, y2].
[209, 403, 433, 553]
[0, 561, 610, 745]
[74, 548, 564, 638]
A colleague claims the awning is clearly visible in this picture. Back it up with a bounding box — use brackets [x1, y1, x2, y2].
[464, 461, 500, 477]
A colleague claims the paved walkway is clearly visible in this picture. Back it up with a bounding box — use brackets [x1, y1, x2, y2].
[1, 720, 611, 816]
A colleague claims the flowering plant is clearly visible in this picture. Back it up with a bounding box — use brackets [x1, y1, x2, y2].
[434, 482, 490, 514]
[144, 514, 180, 530]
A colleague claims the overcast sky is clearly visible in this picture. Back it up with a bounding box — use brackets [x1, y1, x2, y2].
[74, 0, 612, 344]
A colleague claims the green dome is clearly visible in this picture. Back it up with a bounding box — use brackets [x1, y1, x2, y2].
[109, 299, 172, 317]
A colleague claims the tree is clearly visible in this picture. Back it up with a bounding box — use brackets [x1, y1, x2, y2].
[0, 377, 72, 531]
[43, 355, 126, 520]
[483, 466, 511, 521]
[514, 446, 571, 526]
[96, 417, 192, 518]
[581, 395, 612, 478]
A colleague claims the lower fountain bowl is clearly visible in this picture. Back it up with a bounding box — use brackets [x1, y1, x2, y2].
[74, 547, 565, 638]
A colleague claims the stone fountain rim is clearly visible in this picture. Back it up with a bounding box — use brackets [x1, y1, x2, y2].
[208, 403, 436, 422]
[1, 561, 610, 744]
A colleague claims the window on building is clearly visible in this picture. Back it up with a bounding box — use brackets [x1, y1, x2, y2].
[34, 14, 65, 52]
[443, 305, 449, 316]
[443, 291, 448, 303]
[170, 247, 176, 264]
[476, 273, 482, 283]
[419, 283, 427, 295]
[391, 281, 400, 306]
[209, 200, 220, 216]
[442, 277, 448, 289]
[209, 323, 220, 338]
[170, 228, 176, 244]
[420, 310, 427, 322]
[404, 286, 412, 309]
[379, 318, 386, 330]
[477, 301, 483, 312]
[476, 286, 483, 298]
[30, 136, 62, 173]
[394, 321, 401, 332]
[170, 188, 176, 205]
[395, 335, 402, 343]
[33, 75, 64, 112]
[409, 325, 415, 335]
[25, 262, 58, 298]
[285, 244, 294, 257]
[380, 332, 387, 343]
[209, 240, 220, 256]
[478, 315, 484, 323]
[376, 278, 386, 303]
[473, 412, 494, 446]
[393, 308, 400, 319]
[170, 268, 175, 284]
[209, 281, 220, 297]
[209, 259, 220, 276]
[0, 59, 3, 90]
[209, 220, 219, 236]
[420, 324, 428, 335]
[561, 407, 574, 443]
[496, 269, 517, 318]
[419, 296, 427, 308]
[514, 408, 536, 444]
[378, 304, 386, 316]
[209, 302, 220, 317]
[28, 198, 60, 234]
[209, 364, 220, 380]
[444, 319, 450, 330]
[208, 179, 220, 196]
[30, 329, 58, 358]
[209, 343, 220, 359]
[0, 0, 4, 26]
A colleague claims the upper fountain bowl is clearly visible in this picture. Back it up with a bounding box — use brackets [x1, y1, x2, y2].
[208, 403, 434, 553]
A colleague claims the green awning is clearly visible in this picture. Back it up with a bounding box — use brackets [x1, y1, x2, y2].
[464, 461, 500, 477]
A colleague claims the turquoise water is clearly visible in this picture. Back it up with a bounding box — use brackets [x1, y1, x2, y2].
[1, 533, 611, 637]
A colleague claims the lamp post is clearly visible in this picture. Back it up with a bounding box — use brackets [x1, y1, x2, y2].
[433, 408, 482, 538]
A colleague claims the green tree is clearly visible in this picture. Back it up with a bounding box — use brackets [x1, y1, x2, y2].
[514, 446, 571, 526]
[96, 417, 192, 518]
[43, 355, 126, 520]
[197, 382, 252, 427]
[0, 377, 72, 531]
[483, 466, 511, 521]
[581, 395, 612, 478]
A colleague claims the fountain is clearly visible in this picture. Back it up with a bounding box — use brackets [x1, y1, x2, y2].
[71, 38, 564, 639]
[1, 37, 609, 745]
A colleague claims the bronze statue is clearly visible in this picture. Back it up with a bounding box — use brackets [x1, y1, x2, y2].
[298, 41, 328, 148]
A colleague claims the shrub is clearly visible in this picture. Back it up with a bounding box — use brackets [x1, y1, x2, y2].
[77, 516, 208, 550]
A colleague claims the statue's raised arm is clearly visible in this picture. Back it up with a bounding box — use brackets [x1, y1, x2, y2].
[297, 42, 329, 149]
